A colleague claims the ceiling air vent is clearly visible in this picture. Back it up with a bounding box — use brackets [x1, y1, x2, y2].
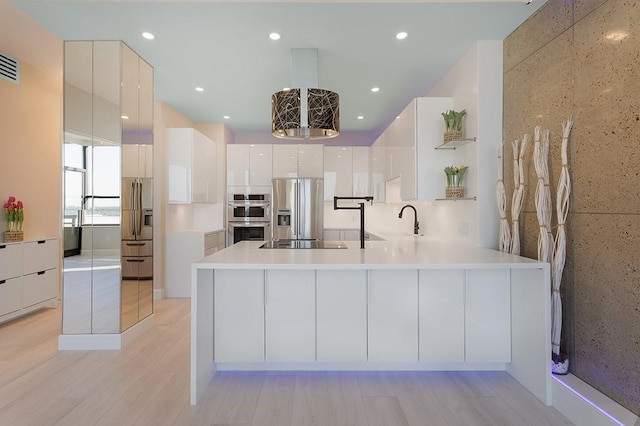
[0, 51, 20, 85]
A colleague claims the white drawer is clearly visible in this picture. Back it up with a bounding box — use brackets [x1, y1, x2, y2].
[22, 268, 58, 308]
[0, 276, 22, 316]
[204, 232, 217, 250]
[23, 239, 58, 274]
[0, 242, 23, 280]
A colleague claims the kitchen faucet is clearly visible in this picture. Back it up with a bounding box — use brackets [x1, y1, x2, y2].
[399, 204, 420, 235]
[333, 196, 374, 249]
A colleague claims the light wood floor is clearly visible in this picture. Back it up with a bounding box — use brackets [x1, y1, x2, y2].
[0, 298, 573, 426]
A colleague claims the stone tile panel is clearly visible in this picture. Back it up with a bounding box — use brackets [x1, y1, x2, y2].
[572, 213, 640, 414]
[574, 0, 609, 23]
[504, 0, 573, 72]
[572, 0, 640, 214]
[504, 29, 573, 214]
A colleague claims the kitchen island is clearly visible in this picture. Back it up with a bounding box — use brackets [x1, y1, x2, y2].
[190, 238, 551, 407]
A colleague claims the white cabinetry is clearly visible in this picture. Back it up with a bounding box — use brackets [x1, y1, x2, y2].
[419, 268, 510, 363]
[167, 128, 217, 203]
[316, 270, 367, 361]
[272, 144, 298, 178]
[419, 269, 465, 362]
[368, 269, 419, 361]
[0, 243, 22, 317]
[214, 269, 264, 362]
[227, 144, 273, 187]
[0, 238, 59, 324]
[370, 133, 386, 203]
[250, 144, 273, 186]
[297, 144, 324, 178]
[374, 97, 459, 201]
[165, 230, 225, 298]
[323, 147, 353, 200]
[273, 144, 323, 178]
[465, 269, 511, 362]
[352, 146, 371, 197]
[122, 144, 153, 178]
[324, 146, 371, 200]
[265, 270, 315, 362]
[226, 144, 250, 186]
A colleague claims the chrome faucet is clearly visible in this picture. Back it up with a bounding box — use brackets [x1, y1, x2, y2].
[398, 204, 419, 235]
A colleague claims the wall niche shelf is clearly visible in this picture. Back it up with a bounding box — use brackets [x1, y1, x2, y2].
[435, 137, 476, 150]
[435, 196, 477, 201]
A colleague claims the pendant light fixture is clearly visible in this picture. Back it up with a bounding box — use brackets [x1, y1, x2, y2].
[271, 48, 340, 139]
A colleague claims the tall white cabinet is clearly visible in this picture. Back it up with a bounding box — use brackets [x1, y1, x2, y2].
[167, 128, 217, 203]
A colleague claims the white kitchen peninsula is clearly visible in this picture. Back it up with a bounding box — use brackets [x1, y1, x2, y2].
[190, 238, 551, 407]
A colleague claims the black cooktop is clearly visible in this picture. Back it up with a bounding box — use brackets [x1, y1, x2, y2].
[259, 240, 348, 249]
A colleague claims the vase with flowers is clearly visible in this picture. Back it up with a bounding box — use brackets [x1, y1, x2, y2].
[444, 165, 468, 198]
[3, 196, 24, 241]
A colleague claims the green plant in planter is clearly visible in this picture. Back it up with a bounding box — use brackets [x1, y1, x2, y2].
[444, 165, 468, 187]
[441, 109, 467, 132]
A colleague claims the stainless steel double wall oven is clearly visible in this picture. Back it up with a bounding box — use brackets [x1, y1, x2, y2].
[227, 193, 270, 245]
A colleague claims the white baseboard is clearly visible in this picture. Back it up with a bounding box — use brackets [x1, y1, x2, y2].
[58, 333, 122, 350]
[58, 314, 155, 351]
[553, 374, 639, 426]
[215, 361, 506, 372]
[154, 288, 164, 300]
[122, 314, 154, 347]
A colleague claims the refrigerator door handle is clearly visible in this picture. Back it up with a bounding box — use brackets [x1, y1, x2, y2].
[294, 180, 300, 240]
[137, 181, 143, 237]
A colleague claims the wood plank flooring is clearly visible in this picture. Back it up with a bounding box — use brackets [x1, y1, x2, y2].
[0, 298, 573, 425]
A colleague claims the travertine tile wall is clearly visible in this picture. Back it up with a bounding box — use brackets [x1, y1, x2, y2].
[503, 0, 640, 415]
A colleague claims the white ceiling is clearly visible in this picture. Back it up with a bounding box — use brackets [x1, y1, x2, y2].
[11, 0, 543, 142]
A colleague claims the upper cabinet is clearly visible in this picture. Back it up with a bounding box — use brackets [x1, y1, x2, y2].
[227, 144, 273, 187]
[352, 147, 371, 198]
[370, 133, 387, 203]
[273, 144, 323, 178]
[323, 146, 371, 201]
[375, 97, 461, 201]
[121, 45, 154, 179]
[167, 128, 217, 203]
[323, 147, 353, 200]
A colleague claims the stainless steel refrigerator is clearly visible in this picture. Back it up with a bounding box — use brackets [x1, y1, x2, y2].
[272, 178, 323, 241]
[121, 177, 153, 330]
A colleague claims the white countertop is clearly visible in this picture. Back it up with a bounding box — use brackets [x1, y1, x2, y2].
[167, 228, 225, 235]
[195, 237, 546, 270]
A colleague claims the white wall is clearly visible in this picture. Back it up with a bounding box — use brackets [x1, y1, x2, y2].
[0, 0, 63, 242]
[424, 40, 502, 249]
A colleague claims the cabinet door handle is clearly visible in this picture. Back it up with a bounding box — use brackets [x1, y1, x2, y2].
[126, 242, 145, 246]
[38, 271, 46, 275]
[126, 259, 144, 263]
[37, 240, 46, 244]
[0, 280, 6, 285]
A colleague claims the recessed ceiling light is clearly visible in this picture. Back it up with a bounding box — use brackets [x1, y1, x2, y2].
[371, 87, 380, 93]
[357, 116, 364, 120]
[121, 115, 129, 120]
[142, 32, 155, 40]
[223, 115, 230, 120]
[396, 31, 408, 40]
[269, 33, 281, 40]
[195, 87, 204, 92]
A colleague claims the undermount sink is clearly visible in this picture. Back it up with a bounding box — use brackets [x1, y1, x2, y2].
[259, 240, 348, 249]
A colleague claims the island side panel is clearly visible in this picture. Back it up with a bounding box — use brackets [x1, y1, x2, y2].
[507, 267, 552, 405]
[190, 267, 215, 405]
